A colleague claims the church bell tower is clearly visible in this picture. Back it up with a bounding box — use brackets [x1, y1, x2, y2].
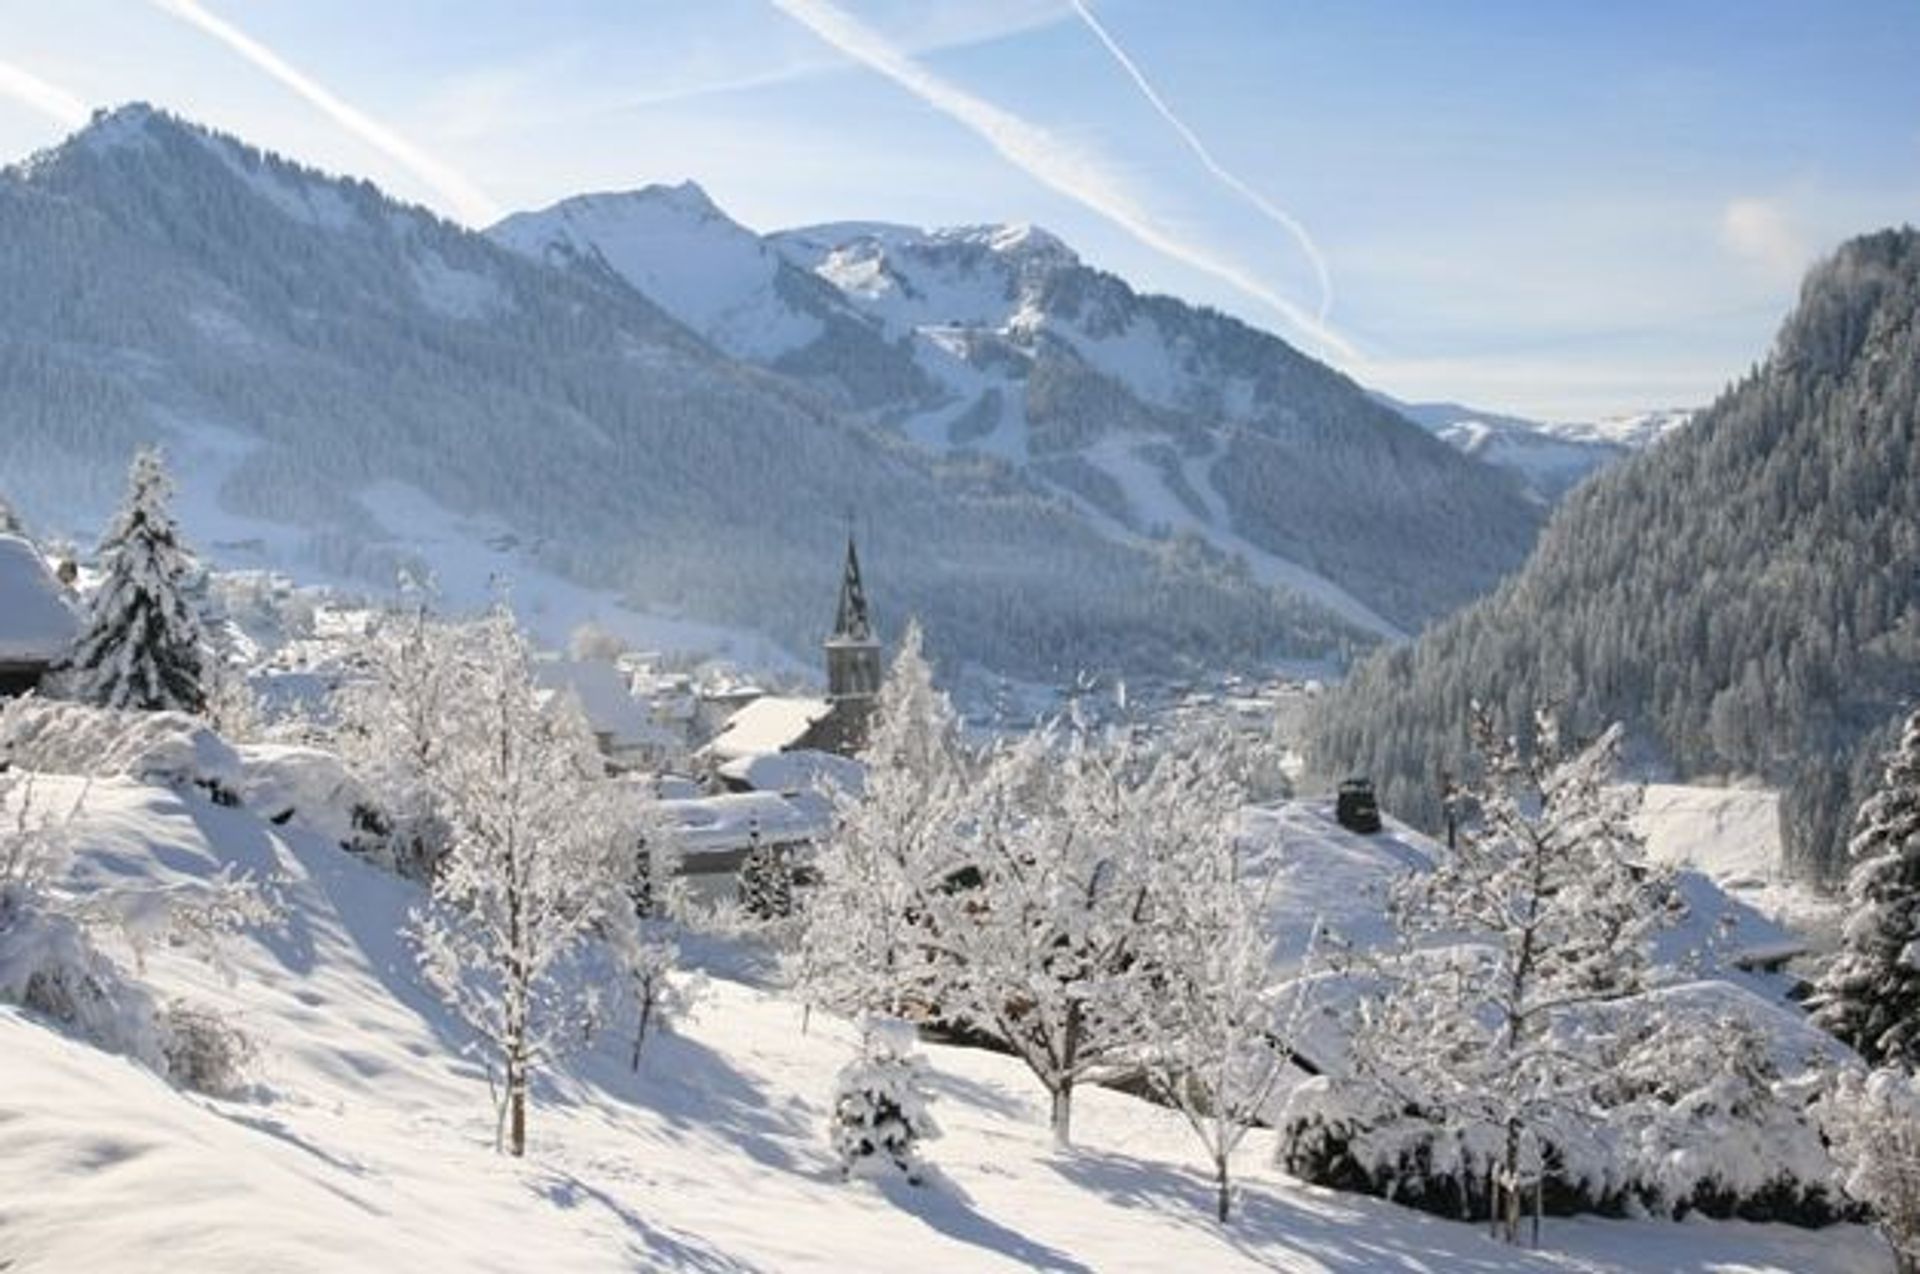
[824, 533, 883, 753]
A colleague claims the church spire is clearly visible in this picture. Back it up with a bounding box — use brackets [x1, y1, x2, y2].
[823, 531, 883, 754]
[832, 533, 873, 643]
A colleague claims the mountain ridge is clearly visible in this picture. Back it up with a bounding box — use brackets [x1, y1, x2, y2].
[0, 104, 1370, 679]
[495, 181, 1544, 637]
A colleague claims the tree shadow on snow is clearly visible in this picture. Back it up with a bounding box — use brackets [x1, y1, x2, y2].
[537, 1169, 764, 1273]
[564, 1030, 815, 1176]
[1049, 1147, 1557, 1273]
[180, 800, 478, 1060]
[876, 1174, 1094, 1274]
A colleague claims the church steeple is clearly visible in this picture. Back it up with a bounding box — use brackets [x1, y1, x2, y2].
[832, 534, 873, 644]
[823, 532, 883, 753]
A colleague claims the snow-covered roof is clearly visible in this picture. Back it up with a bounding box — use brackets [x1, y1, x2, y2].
[717, 748, 864, 798]
[534, 658, 678, 750]
[0, 535, 77, 663]
[1239, 797, 1804, 991]
[1236, 799, 1443, 973]
[703, 695, 833, 763]
[656, 791, 829, 857]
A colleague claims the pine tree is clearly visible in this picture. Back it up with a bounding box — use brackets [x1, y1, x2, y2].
[830, 1016, 940, 1184]
[0, 491, 23, 536]
[739, 823, 795, 921]
[1813, 707, 1920, 1068]
[64, 449, 210, 713]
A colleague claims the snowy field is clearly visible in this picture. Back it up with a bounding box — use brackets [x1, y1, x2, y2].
[0, 774, 1893, 1272]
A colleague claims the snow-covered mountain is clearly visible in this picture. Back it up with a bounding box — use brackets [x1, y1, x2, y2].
[0, 105, 1369, 678]
[1382, 397, 1693, 503]
[495, 189, 1546, 639]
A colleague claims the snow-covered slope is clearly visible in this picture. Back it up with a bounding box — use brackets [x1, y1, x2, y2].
[495, 190, 1545, 639]
[3, 772, 1889, 1271]
[1634, 782, 1846, 944]
[493, 185, 860, 365]
[1383, 397, 1693, 503]
[0, 105, 1362, 679]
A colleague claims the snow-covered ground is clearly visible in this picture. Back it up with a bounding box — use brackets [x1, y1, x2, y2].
[2, 773, 1891, 1272]
[1633, 782, 1846, 944]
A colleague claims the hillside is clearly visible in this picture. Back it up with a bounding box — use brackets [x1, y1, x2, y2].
[1312, 228, 1920, 878]
[496, 190, 1546, 638]
[0, 105, 1363, 680]
[1, 771, 1885, 1273]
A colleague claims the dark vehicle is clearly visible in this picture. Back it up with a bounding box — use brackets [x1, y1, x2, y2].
[1335, 779, 1382, 834]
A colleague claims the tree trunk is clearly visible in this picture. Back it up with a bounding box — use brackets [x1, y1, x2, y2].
[507, 1050, 528, 1157]
[1050, 1082, 1073, 1147]
[631, 990, 655, 1071]
[1215, 1156, 1232, 1223]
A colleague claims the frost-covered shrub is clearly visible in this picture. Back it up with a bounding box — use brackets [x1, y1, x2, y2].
[232, 743, 372, 848]
[0, 736, 276, 1086]
[1, 897, 169, 1071]
[1821, 1067, 1920, 1273]
[161, 1000, 257, 1097]
[0, 698, 242, 798]
[831, 1017, 940, 1185]
[1604, 1013, 1846, 1225]
[1278, 1003, 1854, 1227]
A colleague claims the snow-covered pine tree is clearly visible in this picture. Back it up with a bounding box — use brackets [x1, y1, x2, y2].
[64, 449, 210, 714]
[830, 1016, 940, 1185]
[1822, 1065, 1920, 1274]
[1347, 706, 1680, 1242]
[739, 823, 794, 921]
[796, 618, 966, 1019]
[1812, 707, 1920, 1068]
[410, 609, 634, 1156]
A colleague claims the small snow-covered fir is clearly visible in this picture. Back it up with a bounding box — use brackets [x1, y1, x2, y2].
[831, 1016, 940, 1185]
[63, 449, 211, 715]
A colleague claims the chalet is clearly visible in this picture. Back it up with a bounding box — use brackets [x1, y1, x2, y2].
[533, 657, 685, 772]
[0, 535, 78, 698]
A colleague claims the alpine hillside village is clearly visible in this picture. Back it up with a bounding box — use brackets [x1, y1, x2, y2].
[2, 8, 1919, 1272]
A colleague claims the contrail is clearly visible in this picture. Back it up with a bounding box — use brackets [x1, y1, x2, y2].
[1068, 0, 1333, 322]
[149, 0, 502, 225]
[767, 0, 1355, 363]
[0, 61, 89, 128]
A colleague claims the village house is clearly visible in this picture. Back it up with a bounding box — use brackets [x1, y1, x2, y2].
[0, 534, 78, 698]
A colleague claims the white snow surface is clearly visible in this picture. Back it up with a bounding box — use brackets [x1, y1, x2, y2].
[657, 789, 830, 858]
[492, 185, 828, 360]
[0, 771, 1891, 1272]
[0, 534, 78, 661]
[1633, 782, 1845, 942]
[1240, 799, 1804, 994]
[703, 695, 833, 763]
[717, 748, 864, 797]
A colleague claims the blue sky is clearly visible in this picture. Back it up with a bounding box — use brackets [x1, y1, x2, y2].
[2, 0, 1916, 418]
